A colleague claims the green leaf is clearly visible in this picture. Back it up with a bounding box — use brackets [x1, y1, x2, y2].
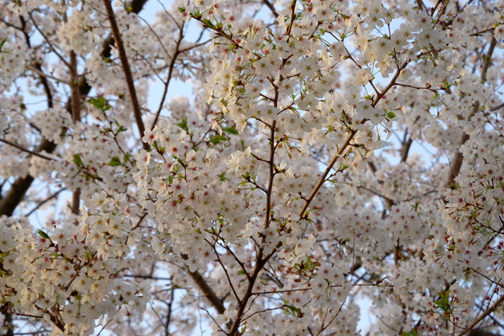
[223, 126, 239, 135]
[284, 305, 302, 318]
[219, 172, 227, 181]
[108, 157, 123, 166]
[178, 7, 185, 13]
[238, 270, 246, 275]
[176, 117, 189, 132]
[410, 329, 417, 336]
[210, 135, 228, 145]
[0, 38, 7, 53]
[386, 111, 396, 119]
[113, 120, 127, 132]
[201, 19, 216, 29]
[435, 290, 451, 312]
[172, 155, 185, 166]
[124, 152, 130, 164]
[37, 229, 50, 240]
[73, 154, 83, 166]
[402, 332, 410, 336]
[338, 163, 349, 171]
[89, 97, 107, 110]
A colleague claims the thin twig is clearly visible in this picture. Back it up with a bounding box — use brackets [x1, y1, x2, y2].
[28, 13, 71, 68]
[0, 138, 56, 161]
[25, 64, 70, 84]
[298, 129, 356, 220]
[25, 188, 65, 217]
[458, 295, 504, 336]
[150, 23, 185, 130]
[262, 0, 279, 17]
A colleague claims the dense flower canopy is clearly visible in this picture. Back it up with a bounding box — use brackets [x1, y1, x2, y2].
[1, 0, 504, 335]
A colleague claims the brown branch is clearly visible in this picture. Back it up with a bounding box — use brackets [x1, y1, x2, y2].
[445, 37, 496, 190]
[298, 129, 357, 220]
[0, 138, 56, 161]
[459, 295, 504, 336]
[394, 82, 439, 92]
[286, 0, 296, 39]
[481, 38, 497, 83]
[25, 188, 65, 217]
[223, 120, 281, 335]
[226, 257, 268, 336]
[150, 24, 184, 130]
[0, 139, 54, 217]
[103, 0, 149, 151]
[186, 267, 226, 314]
[178, 39, 211, 53]
[122, 274, 171, 281]
[432, 0, 442, 14]
[25, 64, 70, 84]
[470, 330, 504, 336]
[165, 285, 175, 336]
[469, 27, 495, 36]
[70, 48, 81, 217]
[207, 239, 241, 303]
[33, 63, 54, 109]
[70, 52, 80, 123]
[373, 61, 409, 107]
[28, 13, 71, 68]
[262, 0, 279, 17]
[0, 0, 149, 330]
[401, 138, 413, 163]
[264, 121, 277, 229]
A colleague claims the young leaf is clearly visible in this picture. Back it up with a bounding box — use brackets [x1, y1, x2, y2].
[201, 19, 216, 29]
[0, 38, 7, 53]
[37, 229, 50, 240]
[223, 126, 239, 135]
[210, 135, 228, 145]
[89, 97, 107, 110]
[73, 154, 84, 166]
[176, 117, 189, 132]
[108, 157, 123, 166]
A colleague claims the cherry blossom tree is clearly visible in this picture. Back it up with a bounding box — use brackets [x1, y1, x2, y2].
[2, 0, 504, 335]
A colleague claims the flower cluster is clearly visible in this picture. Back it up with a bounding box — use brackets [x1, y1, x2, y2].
[2, 0, 504, 335]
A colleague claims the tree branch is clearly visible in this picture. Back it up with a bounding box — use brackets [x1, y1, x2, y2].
[298, 129, 357, 220]
[445, 37, 496, 190]
[459, 295, 504, 336]
[186, 267, 226, 314]
[25, 188, 65, 217]
[103, 0, 150, 151]
[150, 23, 185, 130]
[0, 138, 56, 161]
[262, 0, 279, 17]
[0, 0, 150, 331]
[25, 64, 70, 84]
